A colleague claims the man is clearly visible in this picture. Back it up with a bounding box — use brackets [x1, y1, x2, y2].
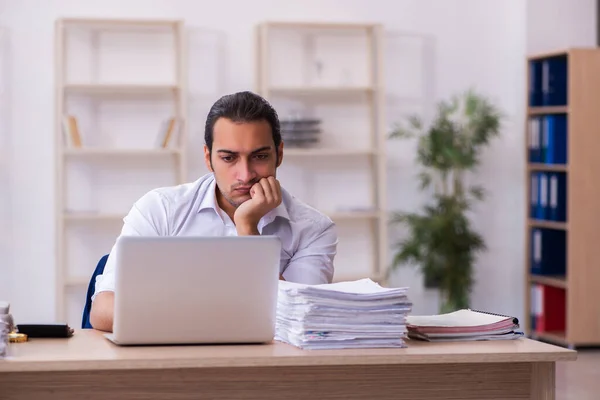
[90, 91, 338, 332]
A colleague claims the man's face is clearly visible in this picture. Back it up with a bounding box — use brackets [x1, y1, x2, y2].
[204, 117, 283, 208]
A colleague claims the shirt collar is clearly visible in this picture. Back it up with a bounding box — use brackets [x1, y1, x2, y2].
[197, 175, 219, 214]
[198, 174, 290, 224]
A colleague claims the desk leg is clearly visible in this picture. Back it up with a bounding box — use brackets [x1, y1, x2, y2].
[531, 362, 556, 400]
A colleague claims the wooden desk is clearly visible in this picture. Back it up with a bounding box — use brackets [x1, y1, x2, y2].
[0, 329, 576, 400]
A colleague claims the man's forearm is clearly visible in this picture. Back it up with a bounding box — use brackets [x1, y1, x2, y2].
[89, 291, 115, 332]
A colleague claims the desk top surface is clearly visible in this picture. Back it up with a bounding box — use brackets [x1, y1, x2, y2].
[0, 329, 577, 373]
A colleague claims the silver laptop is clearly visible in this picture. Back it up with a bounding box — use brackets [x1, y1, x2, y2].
[104, 235, 281, 345]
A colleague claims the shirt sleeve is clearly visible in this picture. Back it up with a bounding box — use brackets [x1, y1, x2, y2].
[92, 190, 170, 301]
[282, 218, 338, 285]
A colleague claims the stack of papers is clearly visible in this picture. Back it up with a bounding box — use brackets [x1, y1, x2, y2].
[275, 279, 412, 350]
[406, 309, 524, 342]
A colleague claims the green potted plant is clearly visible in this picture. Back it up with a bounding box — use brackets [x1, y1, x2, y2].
[388, 89, 503, 313]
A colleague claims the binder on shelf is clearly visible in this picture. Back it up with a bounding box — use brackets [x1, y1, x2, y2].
[542, 114, 568, 165]
[530, 284, 537, 332]
[529, 60, 543, 107]
[62, 115, 83, 148]
[530, 283, 566, 334]
[528, 117, 541, 163]
[530, 227, 567, 276]
[531, 170, 567, 222]
[549, 172, 567, 222]
[536, 172, 548, 220]
[541, 55, 568, 107]
[530, 173, 538, 218]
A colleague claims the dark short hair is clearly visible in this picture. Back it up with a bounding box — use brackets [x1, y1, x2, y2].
[204, 91, 281, 154]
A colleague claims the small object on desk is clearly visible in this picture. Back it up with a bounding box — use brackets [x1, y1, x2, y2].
[275, 278, 412, 350]
[406, 309, 524, 342]
[1, 301, 15, 357]
[16, 324, 74, 338]
[8, 331, 28, 343]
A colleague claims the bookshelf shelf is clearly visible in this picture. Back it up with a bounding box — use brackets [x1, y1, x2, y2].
[63, 210, 381, 223]
[260, 21, 376, 30]
[64, 277, 91, 287]
[64, 83, 179, 95]
[328, 211, 381, 220]
[63, 212, 124, 221]
[60, 18, 180, 28]
[55, 17, 188, 326]
[256, 21, 388, 282]
[63, 148, 181, 157]
[527, 49, 571, 61]
[268, 86, 374, 96]
[531, 331, 569, 347]
[529, 274, 567, 289]
[528, 106, 569, 115]
[527, 163, 568, 172]
[528, 220, 568, 230]
[525, 48, 600, 348]
[284, 148, 377, 157]
[334, 272, 384, 284]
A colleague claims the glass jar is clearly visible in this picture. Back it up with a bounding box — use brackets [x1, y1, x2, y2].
[0, 301, 14, 358]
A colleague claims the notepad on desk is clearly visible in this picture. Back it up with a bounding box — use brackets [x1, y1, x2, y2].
[406, 309, 524, 342]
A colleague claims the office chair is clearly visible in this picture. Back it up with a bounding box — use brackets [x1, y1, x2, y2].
[81, 254, 109, 329]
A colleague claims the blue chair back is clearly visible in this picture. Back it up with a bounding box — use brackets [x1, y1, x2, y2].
[81, 254, 109, 329]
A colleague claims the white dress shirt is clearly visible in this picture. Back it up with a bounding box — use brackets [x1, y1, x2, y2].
[92, 173, 338, 300]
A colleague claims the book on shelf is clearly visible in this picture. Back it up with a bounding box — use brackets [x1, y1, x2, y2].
[530, 283, 566, 334]
[62, 115, 83, 148]
[528, 114, 567, 165]
[156, 117, 181, 149]
[529, 171, 567, 222]
[406, 309, 524, 342]
[529, 54, 568, 107]
[530, 227, 566, 276]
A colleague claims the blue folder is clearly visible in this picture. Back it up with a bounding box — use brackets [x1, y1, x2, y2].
[542, 56, 568, 106]
[530, 228, 567, 276]
[543, 115, 568, 164]
[548, 172, 567, 222]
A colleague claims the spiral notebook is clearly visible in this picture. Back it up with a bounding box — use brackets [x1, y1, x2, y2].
[406, 309, 524, 342]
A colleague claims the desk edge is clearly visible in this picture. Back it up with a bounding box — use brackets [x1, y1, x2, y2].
[0, 350, 578, 373]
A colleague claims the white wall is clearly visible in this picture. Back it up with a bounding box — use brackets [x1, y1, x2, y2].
[0, 25, 10, 304]
[1, 0, 530, 325]
[527, 0, 597, 54]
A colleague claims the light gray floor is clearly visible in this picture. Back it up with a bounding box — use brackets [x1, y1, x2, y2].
[556, 349, 600, 400]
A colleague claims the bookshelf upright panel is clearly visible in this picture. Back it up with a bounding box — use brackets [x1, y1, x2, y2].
[564, 49, 600, 345]
[526, 48, 600, 348]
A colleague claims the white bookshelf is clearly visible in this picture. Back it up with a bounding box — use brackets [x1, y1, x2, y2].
[54, 18, 188, 325]
[255, 21, 387, 283]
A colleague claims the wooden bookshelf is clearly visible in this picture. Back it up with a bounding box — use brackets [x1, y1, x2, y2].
[54, 18, 188, 325]
[525, 48, 600, 348]
[255, 21, 387, 282]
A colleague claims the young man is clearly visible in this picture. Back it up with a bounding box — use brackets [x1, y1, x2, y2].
[90, 91, 338, 332]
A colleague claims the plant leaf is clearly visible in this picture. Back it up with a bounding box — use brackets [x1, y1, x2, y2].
[470, 185, 485, 201]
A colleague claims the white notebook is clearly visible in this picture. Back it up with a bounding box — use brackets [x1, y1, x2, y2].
[406, 309, 517, 328]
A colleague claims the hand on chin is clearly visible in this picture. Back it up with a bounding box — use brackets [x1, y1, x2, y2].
[233, 177, 282, 230]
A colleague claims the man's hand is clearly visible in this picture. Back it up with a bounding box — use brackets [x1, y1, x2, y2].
[234, 176, 282, 235]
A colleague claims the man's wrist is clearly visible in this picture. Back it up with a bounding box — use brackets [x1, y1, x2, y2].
[236, 221, 260, 236]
